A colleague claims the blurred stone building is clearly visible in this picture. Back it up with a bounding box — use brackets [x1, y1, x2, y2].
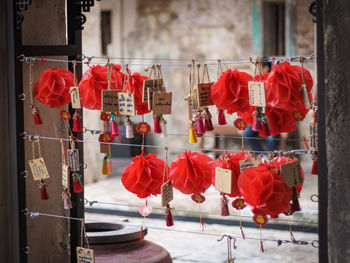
[82, 0, 315, 183]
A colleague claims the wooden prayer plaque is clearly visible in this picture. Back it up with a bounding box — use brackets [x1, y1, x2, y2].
[280, 161, 303, 188]
[196, 82, 214, 107]
[239, 157, 262, 173]
[70, 87, 81, 109]
[214, 167, 232, 194]
[142, 79, 165, 102]
[161, 180, 173, 207]
[300, 84, 311, 109]
[100, 143, 110, 154]
[101, 90, 119, 113]
[67, 149, 80, 172]
[76, 247, 95, 263]
[248, 81, 266, 107]
[310, 123, 318, 149]
[152, 92, 172, 115]
[62, 164, 69, 189]
[118, 92, 136, 116]
[28, 157, 50, 181]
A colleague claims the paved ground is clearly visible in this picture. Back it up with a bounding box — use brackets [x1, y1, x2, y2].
[85, 156, 318, 263]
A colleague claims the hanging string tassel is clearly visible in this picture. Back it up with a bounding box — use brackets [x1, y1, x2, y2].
[153, 115, 162, 134]
[165, 205, 174, 227]
[220, 193, 230, 216]
[72, 109, 82, 132]
[291, 187, 301, 212]
[73, 174, 83, 193]
[204, 107, 214, 131]
[139, 226, 143, 242]
[252, 111, 260, 132]
[218, 109, 227, 125]
[39, 181, 49, 200]
[125, 117, 134, 139]
[312, 154, 318, 175]
[195, 111, 205, 135]
[188, 122, 198, 144]
[62, 189, 73, 209]
[200, 216, 206, 231]
[109, 113, 119, 137]
[259, 226, 264, 253]
[32, 106, 42, 125]
[259, 115, 270, 137]
[101, 155, 110, 175]
[160, 118, 168, 138]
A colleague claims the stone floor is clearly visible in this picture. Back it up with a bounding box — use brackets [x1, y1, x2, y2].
[85, 156, 319, 263]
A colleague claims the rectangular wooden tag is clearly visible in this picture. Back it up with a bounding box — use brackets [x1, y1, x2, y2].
[62, 164, 69, 189]
[239, 157, 262, 173]
[280, 161, 303, 188]
[100, 143, 110, 154]
[161, 180, 173, 207]
[196, 83, 214, 108]
[101, 90, 119, 113]
[310, 123, 318, 149]
[67, 149, 80, 172]
[300, 84, 311, 109]
[70, 87, 81, 109]
[214, 167, 232, 194]
[152, 91, 172, 115]
[76, 247, 95, 263]
[142, 79, 164, 102]
[118, 92, 136, 116]
[28, 157, 50, 181]
[248, 81, 266, 107]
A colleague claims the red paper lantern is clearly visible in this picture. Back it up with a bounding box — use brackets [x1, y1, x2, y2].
[123, 72, 151, 116]
[79, 64, 124, 110]
[211, 152, 248, 197]
[169, 151, 214, 195]
[33, 67, 74, 108]
[121, 152, 165, 199]
[211, 69, 253, 114]
[238, 163, 292, 216]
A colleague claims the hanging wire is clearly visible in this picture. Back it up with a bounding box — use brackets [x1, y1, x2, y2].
[83, 198, 318, 226]
[21, 133, 309, 155]
[24, 210, 317, 247]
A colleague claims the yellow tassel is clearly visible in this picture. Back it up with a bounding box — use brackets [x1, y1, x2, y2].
[188, 125, 197, 144]
[101, 158, 110, 175]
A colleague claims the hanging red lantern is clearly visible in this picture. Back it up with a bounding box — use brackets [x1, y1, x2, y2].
[211, 152, 248, 197]
[136, 122, 151, 135]
[33, 67, 74, 108]
[234, 118, 248, 130]
[237, 163, 292, 216]
[121, 152, 165, 199]
[211, 69, 253, 114]
[79, 64, 124, 110]
[169, 151, 214, 195]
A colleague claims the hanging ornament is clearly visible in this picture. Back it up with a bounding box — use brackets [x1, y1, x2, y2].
[204, 107, 214, 131]
[165, 205, 174, 227]
[72, 109, 83, 132]
[39, 180, 49, 200]
[73, 173, 83, 193]
[32, 105, 42, 125]
[62, 189, 73, 209]
[310, 103, 318, 174]
[160, 117, 168, 138]
[153, 115, 162, 134]
[122, 151, 165, 198]
[79, 64, 124, 110]
[136, 122, 151, 135]
[218, 109, 227, 125]
[101, 154, 111, 175]
[188, 121, 198, 144]
[60, 110, 71, 121]
[220, 193, 230, 216]
[234, 118, 248, 150]
[195, 110, 205, 136]
[99, 131, 113, 154]
[253, 213, 268, 252]
[28, 60, 43, 125]
[311, 150, 318, 175]
[125, 117, 134, 139]
[109, 113, 119, 138]
[161, 147, 174, 227]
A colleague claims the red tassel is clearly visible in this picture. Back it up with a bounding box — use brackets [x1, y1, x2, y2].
[33, 106, 42, 125]
[252, 114, 260, 131]
[204, 108, 214, 131]
[291, 187, 301, 212]
[312, 159, 318, 175]
[220, 194, 230, 216]
[260, 122, 270, 137]
[139, 226, 143, 242]
[218, 109, 227, 125]
[73, 178, 83, 193]
[153, 116, 162, 134]
[165, 205, 174, 227]
[195, 111, 205, 135]
[40, 182, 49, 200]
[110, 120, 119, 137]
[303, 136, 310, 150]
[73, 110, 82, 132]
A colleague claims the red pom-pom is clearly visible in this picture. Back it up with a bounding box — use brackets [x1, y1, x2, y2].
[33, 67, 74, 108]
[122, 152, 165, 198]
[169, 151, 214, 195]
[79, 64, 124, 110]
[238, 163, 292, 216]
[211, 69, 253, 114]
[211, 152, 248, 197]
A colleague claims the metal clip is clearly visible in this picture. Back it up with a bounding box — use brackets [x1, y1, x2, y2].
[311, 194, 319, 202]
[23, 246, 30, 254]
[18, 93, 26, 101]
[20, 132, 28, 140]
[22, 208, 29, 216]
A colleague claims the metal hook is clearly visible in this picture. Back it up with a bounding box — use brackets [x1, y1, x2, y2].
[18, 93, 26, 101]
[311, 194, 319, 202]
[22, 208, 29, 216]
[17, 54, 25, 62]
[81, 163, 88, 169]
[21, 170, 28, 178]
[20, 132, 28, 140]
[23, 246, 30, 254]
[311, 240, 319, 248]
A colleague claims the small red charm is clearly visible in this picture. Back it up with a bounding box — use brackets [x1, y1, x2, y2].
[60, 110, 71, 120]
[191, 194, 206, 203]
[139, 203, 153, 217]
[99, 132, 113, 143]
[136, 122, 151, 135]
[292, 111, 304, 122]
[100, 112, 111, 122]
[234, 118, 248, 130]
[253, 214, 268, 226]
[232, 197, 246, 210]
